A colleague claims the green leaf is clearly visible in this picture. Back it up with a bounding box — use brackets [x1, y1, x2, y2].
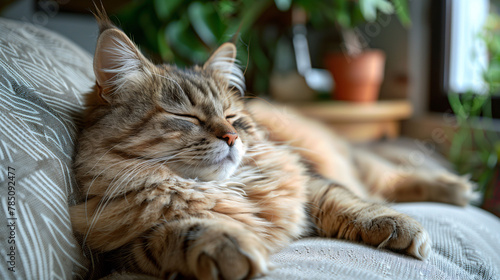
[487, 151, 498, 169]
[392, 0, 411, 26]
[165, 19, 208, 64]
[294, 0, 321, 13]
[448, 93, 467, 121]
[350, 3, 365, 27]
[449, 128, 471, 166]
[331, 0, 350, 28]
[470, 95, 487, 116]
[139, 10, 161, 53]
[154, 0, 183, 21]
[188, 2, 226, 47]
[218, 0, 237, 17]
[238, 0, 273, 35]
[274, 0, 292, 11]
[359, 0, 394, 22]
[157, 28, 174, 62]
[113, 0, 148, 24]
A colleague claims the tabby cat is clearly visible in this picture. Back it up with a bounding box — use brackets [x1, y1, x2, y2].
[70, 12, 475, 279]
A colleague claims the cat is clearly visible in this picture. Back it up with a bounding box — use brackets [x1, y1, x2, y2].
[70, 10, 475, 280]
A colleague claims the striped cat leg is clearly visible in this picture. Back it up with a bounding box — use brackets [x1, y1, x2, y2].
[354, 149, 476, 206]
[127, 218, 270, 279]
[308, 178, 431, 260]
[71, 187, 276, 279]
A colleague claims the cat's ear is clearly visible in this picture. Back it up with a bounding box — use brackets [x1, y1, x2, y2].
[203, 43, 245, 95]
[93, 14, 154, 98]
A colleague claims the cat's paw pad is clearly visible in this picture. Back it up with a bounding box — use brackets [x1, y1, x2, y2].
[360, 214, 431, 260]
[432, 173, 479, 206]
[187, 225, 269, 280]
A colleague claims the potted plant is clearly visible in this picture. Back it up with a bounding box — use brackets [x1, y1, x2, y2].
[290, 0, 410, 102]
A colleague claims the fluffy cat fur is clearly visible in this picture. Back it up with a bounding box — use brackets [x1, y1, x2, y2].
[70, 11, 475, 279]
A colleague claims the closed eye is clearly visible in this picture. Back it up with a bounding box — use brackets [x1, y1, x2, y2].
[166, 111, 203, 125]
[176, 113, 200, 120]
[226, 114, 237, 119]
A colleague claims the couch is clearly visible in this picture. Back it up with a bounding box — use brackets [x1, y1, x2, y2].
[1, 18, 499, 280]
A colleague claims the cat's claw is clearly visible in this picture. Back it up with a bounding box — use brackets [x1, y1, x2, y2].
[359, 212, 432, 260]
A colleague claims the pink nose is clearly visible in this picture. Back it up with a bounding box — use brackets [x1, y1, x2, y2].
[221, 133, 238, 146]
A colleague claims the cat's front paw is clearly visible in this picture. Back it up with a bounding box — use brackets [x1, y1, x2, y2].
[359, 212, 431, 260]
[187, 223, 269, 280]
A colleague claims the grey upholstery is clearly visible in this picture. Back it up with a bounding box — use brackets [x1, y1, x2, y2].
[0, 18, 91, 279]
[267, 203, 500, 280]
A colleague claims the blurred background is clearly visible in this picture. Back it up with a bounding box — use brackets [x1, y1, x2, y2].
[1, 0, 499, 215]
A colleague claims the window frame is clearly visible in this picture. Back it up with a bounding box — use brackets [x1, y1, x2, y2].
[429, 0, 500, 118]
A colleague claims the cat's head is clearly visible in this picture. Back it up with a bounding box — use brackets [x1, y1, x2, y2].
[84, 13, 256, 181]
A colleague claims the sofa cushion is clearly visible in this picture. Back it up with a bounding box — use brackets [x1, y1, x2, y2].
[266, 203, 500, 279]
[0, 18, 93, 279]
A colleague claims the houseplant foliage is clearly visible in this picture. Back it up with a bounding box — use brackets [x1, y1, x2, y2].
[448, 11, 500, 209]
[294, 0, 410, 55]
[113, 0, 275, 93]
[317, 0, 410, 102]
[293, 0, 410, 102]
[112, 0, 409, 95]
[113, 0, 269, 64]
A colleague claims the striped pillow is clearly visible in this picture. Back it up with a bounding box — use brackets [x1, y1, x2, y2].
[0, 18, 93, 279]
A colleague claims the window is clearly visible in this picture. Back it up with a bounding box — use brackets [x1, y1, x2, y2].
[449, 0, 489, 94]
[429, 0, 499, 118]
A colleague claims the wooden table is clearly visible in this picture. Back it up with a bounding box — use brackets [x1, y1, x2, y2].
[294, 100, 413, 142]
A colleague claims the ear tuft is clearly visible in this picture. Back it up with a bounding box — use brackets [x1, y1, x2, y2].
[93, 19, 153, 96]
[204, 43, 246, 96]
[92, 5, 115, 33]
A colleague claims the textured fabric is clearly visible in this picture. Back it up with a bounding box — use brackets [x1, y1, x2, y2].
[0, 18, 93, 279]
[266, 203, 500, 280]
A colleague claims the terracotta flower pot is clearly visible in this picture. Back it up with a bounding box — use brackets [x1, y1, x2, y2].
[325, 50, 386, 102]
